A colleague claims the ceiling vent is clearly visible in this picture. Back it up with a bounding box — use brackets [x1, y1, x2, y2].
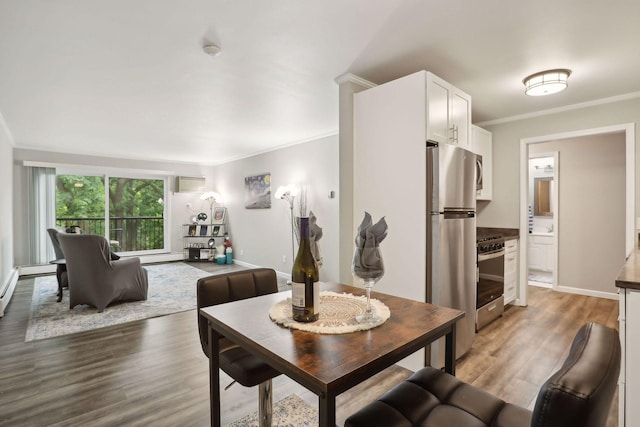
[176, 176, 206, 193]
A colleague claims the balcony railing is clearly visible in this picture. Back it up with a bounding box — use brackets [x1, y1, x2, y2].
[56, 216, 164, 252]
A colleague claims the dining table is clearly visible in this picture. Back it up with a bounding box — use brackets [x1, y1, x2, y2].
[199, 282, 465, 427]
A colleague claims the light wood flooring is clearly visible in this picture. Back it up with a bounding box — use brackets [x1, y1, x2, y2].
[0, 263, 619, 426]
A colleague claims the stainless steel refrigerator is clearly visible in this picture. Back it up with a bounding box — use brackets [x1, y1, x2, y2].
[427, 142, 477, 368]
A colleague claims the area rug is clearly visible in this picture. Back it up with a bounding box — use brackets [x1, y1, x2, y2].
[25, 262, 212, 342]
[226, 394, 318, 427]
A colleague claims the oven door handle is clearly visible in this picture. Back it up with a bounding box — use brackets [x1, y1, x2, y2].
[478, 249, 505, 262]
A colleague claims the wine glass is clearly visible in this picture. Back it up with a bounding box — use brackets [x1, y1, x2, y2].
[352, 246, 384, 323]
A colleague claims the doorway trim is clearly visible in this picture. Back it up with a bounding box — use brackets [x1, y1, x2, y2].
[518, 123, 635, 306]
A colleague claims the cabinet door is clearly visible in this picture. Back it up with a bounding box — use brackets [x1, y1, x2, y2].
[451, 88, 471, 148]
[504, 239, 519, 304]
[528, 243, 543, 270]
[426, 75, 450, 145]
[626, 290, 640, 423]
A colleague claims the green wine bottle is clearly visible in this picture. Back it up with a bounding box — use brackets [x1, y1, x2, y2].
[291, 216, 319, 322]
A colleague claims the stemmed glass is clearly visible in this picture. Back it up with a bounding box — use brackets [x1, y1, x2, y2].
[352, 247, 384, 323]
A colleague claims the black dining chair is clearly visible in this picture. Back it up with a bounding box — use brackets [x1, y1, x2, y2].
[196, 268, 281, 427]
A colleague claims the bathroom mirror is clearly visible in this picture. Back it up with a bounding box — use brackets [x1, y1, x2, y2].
[534, 177, 553, 217]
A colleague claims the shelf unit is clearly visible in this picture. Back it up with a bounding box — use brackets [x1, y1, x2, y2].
[182, 223, 227, 261]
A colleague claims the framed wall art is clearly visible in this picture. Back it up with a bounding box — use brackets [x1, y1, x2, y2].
[212, 207, 227, 224]
[244, 173, 271, 209]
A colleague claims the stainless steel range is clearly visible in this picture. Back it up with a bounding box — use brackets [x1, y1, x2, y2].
[476, 234, 505, 330]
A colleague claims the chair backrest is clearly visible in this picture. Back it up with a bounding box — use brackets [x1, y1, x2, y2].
[58, 234, 112, 284]
[47, 228, 66, 260]
[531, 322, 621, 427]
[196, 268, 278, 358]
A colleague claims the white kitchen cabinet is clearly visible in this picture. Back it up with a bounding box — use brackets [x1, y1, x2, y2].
[471, 125, 492, 200]
[528, 234, 554, 272]
[620, 287, 640, 426]
[426, 72, 472, 148]
[503, 238, 518, 304]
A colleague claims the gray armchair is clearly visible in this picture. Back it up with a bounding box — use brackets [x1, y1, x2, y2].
[58, 233, 148, 312]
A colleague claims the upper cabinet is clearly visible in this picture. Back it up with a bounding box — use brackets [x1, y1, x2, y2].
[426, 72, 472, 148]
[471, 125, 492, 201]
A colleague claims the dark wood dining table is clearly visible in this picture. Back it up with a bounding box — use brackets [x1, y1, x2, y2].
[199, 282, 464, 427]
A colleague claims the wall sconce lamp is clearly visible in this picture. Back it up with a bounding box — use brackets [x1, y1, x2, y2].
[523, 69, 571, 96]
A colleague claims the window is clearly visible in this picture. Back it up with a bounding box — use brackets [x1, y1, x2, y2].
[108, 177, 165, 253]
[55, 173, 168, 254]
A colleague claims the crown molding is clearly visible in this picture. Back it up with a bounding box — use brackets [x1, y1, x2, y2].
[334, 73, 377, 89]
[477, 91, 640, 127]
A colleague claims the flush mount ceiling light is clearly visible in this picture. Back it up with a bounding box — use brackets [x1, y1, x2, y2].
[523, 69, 571, 96]
[202, 43, 222, 57]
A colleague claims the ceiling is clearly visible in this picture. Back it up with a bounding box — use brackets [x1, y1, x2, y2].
[2, 0, 640, 165]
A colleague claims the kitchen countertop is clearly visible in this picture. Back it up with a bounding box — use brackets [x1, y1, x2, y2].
[616, 250, 640, 291]
[477, 227, 519, 241]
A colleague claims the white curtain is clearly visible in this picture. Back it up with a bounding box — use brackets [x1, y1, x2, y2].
[28, 167, 56, 264]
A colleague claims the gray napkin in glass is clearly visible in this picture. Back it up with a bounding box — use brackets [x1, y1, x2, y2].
[353, 212, 387, 278]
[309, 210, 323, 267]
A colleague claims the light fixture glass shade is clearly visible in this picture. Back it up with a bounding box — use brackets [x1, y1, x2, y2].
[200, 191, 221, 204]
[523, 69, 571, 96]
[275, 184, 298, 200]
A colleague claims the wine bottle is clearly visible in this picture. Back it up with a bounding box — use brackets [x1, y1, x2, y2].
[291, 216, 320, 322]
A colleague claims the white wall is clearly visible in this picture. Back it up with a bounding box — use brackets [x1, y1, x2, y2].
[12, 149, 214, 266]
[0, 115, 15, 294]
[212, 135, 339, 282]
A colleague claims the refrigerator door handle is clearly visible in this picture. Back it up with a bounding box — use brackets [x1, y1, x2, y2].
[443, 209, 475, 219]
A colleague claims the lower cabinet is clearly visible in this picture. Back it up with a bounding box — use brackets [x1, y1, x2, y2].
[503, 238, 518, 304]
[528, 234, 554, 272]
[620, 288, 640, 426]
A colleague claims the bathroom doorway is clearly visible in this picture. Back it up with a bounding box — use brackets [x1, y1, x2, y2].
[518, 124, 634, 305]
[527, 153, 558, 289]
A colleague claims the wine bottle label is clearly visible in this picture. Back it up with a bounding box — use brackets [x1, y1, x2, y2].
[291, 280, 320, 322]
[292, 282, 306, 308]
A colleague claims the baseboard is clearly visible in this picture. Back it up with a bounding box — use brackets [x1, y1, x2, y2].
[232, 259, 292, 282]
[555, 285, 619, 301]
[528, 281, 553, 289]
[0, 268, 19, 317]
[19, 253, 185, 276]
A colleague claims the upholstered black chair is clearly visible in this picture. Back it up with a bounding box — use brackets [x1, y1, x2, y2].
[345, 322, 620, 427]
[197, 268, 281, 427]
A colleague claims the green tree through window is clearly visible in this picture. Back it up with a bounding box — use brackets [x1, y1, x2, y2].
[56, 174, 166, 252]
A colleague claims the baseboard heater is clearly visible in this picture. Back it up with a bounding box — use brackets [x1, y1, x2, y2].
[0, 268, 19, 317]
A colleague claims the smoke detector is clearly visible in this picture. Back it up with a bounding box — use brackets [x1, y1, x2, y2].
[202, 43, 222, 57]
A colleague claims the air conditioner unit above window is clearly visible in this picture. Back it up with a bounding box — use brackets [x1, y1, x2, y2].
[176, 176, 206, 193]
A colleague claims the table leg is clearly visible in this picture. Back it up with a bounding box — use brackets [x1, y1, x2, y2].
[56, 265, 64, 302]
[208, 322, 221, 427]
[444, 323, 457, 376]
[319, 391, 337, 427]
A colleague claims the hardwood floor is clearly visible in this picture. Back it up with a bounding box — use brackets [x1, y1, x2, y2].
[0, 265, 619, 426]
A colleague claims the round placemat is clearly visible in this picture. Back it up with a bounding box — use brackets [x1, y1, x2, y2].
[269, 291, 390, 334]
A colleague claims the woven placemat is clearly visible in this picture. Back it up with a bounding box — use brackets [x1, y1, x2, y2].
[269, 291, 390, 334]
